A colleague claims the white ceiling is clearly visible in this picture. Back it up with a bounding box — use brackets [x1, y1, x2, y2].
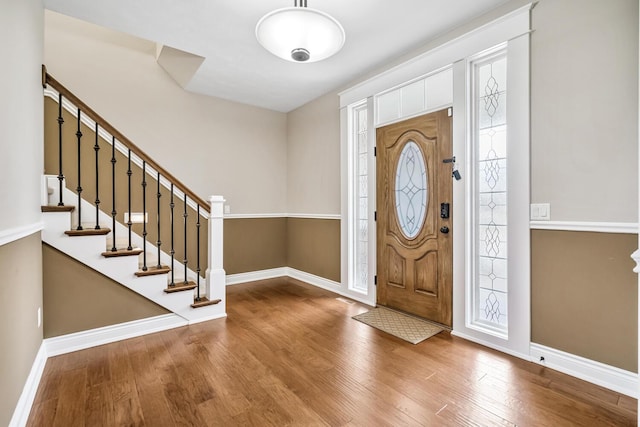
[43, 0, 511, 112]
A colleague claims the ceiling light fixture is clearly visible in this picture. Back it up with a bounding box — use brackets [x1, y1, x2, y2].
[255, 0, 345, 63]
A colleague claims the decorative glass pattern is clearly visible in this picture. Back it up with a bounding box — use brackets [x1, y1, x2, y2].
[395, 141, 428, 239]
[354, 106, 368, 292]
[474, 54, 508, 330]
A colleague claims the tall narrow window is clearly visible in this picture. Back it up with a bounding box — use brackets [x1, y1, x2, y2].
[471, 51, 508, 334]
[352, 104, 369, 293]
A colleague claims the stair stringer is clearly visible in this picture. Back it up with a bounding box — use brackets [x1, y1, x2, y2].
[42, 182, 226, 324]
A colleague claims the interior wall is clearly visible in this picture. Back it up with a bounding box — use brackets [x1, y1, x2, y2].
[42, 244, 169, 337]
[530, 0, 638, 222]
[44, 10, 287, 216]
[287, 218, 340, 282]
[287, 91, 341, 215]
[531, 230, 638, 372]
[224, 218, 287, 275]
[0, 1, 44, 425]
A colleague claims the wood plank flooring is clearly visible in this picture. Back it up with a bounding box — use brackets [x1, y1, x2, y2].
[27, 278, 637, 426]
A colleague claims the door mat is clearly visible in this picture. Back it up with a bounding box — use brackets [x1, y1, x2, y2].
[352, 307, 444, 345]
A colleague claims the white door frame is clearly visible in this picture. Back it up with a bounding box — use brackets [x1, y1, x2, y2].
[340, 3, 533, 356]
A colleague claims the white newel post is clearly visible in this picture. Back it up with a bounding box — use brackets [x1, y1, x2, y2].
[206, 195, 226, 310]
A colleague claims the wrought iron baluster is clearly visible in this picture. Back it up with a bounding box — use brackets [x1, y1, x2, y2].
[110, 137, 117, 252]
[75, 109, 83, 230]
[57, 93, 65, 206]
[127, 150, 132, 251]
[93, 122, 101, 229]
[156, 172, 162, 269]
[196, 204, 201, 301]
[183, 195, 188, 284]
[141, 161, 147, 271]
[169, 184, 175, 287]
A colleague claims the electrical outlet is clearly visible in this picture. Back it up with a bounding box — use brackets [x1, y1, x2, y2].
[224, 205, 231, 214]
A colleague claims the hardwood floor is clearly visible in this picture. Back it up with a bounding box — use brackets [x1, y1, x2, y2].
[28, 278, 637, 426]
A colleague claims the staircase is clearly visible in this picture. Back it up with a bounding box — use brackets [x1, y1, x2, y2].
[41, 68, 226, 324]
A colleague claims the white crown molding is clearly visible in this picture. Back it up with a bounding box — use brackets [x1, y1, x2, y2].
[0, 221, 44, 247]
[44, 314, 187, 357]
[530, 221, 638, 234]
[530, 343, 637, 398]
[8, 343, 47, 427]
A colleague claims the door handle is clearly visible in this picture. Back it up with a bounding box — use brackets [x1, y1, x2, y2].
[440, 226, 450, 234]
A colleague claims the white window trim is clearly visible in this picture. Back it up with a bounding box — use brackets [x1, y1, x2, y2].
[340, 3, 533, 357]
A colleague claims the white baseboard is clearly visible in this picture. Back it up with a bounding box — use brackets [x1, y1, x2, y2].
[226, 268, 288, 285]
[450, 330, 531, 361]
[9, 343, 48, 427]
[529, 343, 638, 398]
[187, 312, 227, 325]
[44, 314, 188, 357]
[286, 267, 341, 291]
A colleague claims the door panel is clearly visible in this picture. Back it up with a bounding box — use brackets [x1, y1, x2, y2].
[376, 109, 453, 326]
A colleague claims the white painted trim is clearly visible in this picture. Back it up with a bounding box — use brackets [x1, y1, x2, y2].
[224, 213, 340, 220]
[451, 330, 530, 361]
[286, 267, 375, 307]
[225, 213, 287, 219]
[226, 267, 288, 285]
[0, 221, 44, 247]
[530, 221, 639, 234]
[287, 213, 341, 220]
[338, 3, 534, 108]
[530, 343, 638, 398]
[8, 343, 47, 427]
[44, 314, 188, 357]
[226, 267, 375, 307]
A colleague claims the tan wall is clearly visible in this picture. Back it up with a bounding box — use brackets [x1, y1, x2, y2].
[224, 218, 287, 275]
[0, 1, 44, 425]
[44, 11, 288, 215]
[531, 230, 638, 372]
[42, 244, 169, 337]
[530, 0, 638, 222]
[287, 92, 341, 215]
[44, 97, 209, 275]
[0, 235, 44, 426]
[287, 218, 340, 282]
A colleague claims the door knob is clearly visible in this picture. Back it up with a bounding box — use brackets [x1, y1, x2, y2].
[440, 226, 450, 234]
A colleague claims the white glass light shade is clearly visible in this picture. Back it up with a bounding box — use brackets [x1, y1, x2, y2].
[256, 7, 345, 63]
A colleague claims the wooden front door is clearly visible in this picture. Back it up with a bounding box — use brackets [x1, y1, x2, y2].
[376, 109, 453, 326]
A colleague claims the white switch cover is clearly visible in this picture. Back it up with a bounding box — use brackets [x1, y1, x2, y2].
[530, 203, 550, 221]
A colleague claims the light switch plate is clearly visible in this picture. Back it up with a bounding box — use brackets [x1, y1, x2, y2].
[530, 203, 550, 221]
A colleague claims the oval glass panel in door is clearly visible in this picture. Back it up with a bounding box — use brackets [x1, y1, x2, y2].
[395, 140, 428, 239]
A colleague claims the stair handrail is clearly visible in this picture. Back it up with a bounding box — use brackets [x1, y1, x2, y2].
[43, 69, 210, 213]
[42, 65, 226, 310]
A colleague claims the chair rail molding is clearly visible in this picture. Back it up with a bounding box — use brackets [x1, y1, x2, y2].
[531, 220, 639, 234]
[0, 221, 44, 247]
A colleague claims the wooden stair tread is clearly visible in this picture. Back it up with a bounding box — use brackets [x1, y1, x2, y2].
[65, 228, 111, 236]
[164, 281, 197, 293]
[102, 248, 143, 258]
[191, 297, 222, 308]
[135, 265, 170, 277]
[42, 205, 75, 212]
